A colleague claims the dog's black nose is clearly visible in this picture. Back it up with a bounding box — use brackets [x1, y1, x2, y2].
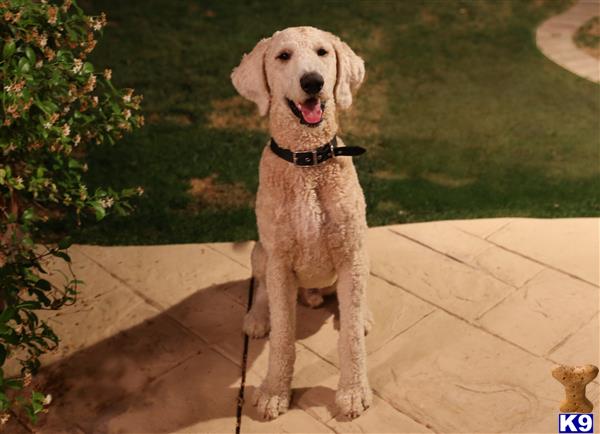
[300, 72, 324, 95]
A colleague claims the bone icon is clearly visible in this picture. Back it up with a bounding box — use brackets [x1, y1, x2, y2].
[552, 364, 599, 413]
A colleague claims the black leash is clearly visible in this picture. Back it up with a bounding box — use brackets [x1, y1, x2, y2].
[235, 277, 255, 434]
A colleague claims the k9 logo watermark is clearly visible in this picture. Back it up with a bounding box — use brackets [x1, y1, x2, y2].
[559, 414, 594, 433]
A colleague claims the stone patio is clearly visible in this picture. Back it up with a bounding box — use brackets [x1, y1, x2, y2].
[7, 218, 600, 434]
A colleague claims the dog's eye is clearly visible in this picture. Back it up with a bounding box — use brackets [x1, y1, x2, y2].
[276, 51, 291, 61]
[317, 48, 328, 56]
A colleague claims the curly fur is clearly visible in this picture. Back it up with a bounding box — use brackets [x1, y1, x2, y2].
[231, 26, 372, 420]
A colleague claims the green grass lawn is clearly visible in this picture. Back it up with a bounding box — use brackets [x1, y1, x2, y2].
[72, 0, 600, 245]
[574, 15, 600, 58]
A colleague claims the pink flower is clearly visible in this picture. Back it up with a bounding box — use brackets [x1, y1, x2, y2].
[47, 6, 58, 25]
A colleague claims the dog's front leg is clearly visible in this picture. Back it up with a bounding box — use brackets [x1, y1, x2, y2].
[253, 257, 297, 420]
[335, 251, 372, 419]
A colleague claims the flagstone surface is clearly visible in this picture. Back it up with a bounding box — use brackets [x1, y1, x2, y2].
[8, 218, 599, 434]
[536, 0, 600, 83]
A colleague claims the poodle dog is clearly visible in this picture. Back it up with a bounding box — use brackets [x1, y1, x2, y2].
[231, 26, 372, 420]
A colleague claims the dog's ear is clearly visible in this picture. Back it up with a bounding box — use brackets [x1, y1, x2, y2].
[332, 36, 365, 110]
[231, 37, 271, 116]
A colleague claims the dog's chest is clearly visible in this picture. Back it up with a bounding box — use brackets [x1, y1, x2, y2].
[292, 177, 325, 237]
[288, 171, 337, 287]
[257, 152, 365, 288]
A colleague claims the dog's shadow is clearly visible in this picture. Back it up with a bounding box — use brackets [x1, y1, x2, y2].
[297, 293, 340, 338]
[26, 278, 340, 433]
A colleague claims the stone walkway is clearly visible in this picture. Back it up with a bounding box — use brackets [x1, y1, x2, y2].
[7, 218, 600, 434]
[536, 0, 600, 83]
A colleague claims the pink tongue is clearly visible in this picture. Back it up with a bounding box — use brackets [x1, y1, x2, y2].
[298, 100, 322, 124]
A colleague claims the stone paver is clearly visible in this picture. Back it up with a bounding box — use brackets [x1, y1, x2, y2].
[284, 274, 436, 368]
[368, 226, 517, 321]
[536, 0, 600, 83]
[79, 243, 250, 308]
[208, 241, 255, 270]
[244, 344, 337, 424]
[390, 221, 492, 264]
[471, 245, 545, 289]
[367, 310, 593, 433]
[31, 302, 206, 433]
[488, 218, 599, 285]
[165, 278, 249, 360]
[478, 268, 599, 356]
[326, 394, 434, 434]
[8, 218, 599, 433]
[4, 247, 147, 377]
[549, 312, 600, 367]
[450, 217, 512, 239]
[104, 344, 242, 434]
[389, 221, 545, 288]
[241, 352, 336, 433]
[244, 340, 432, 433]
[2, 417, 31, 434]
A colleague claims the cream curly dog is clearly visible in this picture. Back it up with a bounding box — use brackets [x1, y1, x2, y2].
[231, 26, 372, 420]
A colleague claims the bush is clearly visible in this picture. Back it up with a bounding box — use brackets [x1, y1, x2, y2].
[0, 0, 143, 425]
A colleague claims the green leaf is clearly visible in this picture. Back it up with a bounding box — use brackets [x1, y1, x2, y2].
[32, 289, 51, 307]
[5, 378, 23, 390]
[0, 392, 8, 412]
[22, 208, 36, 223]
[82, 62, 94, 74]
[30, 391, 44, 413]
[26, 408, 38, 424]
[16, 301, 41, 310]
[52, 251, 71, 263]
[45, 101, 59, 113]
[25, 46, 36, 64]
[0, 307, 16, 324]
[68, 158, 82, 169]
[35, 279, 52, 292]
[0, 345, 6, 365]
[92, 202, 106, 220]
[32, 260, 48, 274]
[18, 57, 31, 73]
[58, 237, 72, 250]
[35, 98, 50, 114]
[22, 236, 34, 248]
[3, 40, 15, 59]
[32, 391, 45, 403]
[2, 331, 19, 345]
[55, 49, 69, 61]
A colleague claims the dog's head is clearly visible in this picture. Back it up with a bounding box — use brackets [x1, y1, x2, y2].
[231, 26, 364, 127]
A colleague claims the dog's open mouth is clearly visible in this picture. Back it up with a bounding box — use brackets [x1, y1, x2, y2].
[287, 98, 325, 127]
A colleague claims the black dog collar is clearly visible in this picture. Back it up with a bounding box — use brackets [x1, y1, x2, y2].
[270, 136, 366, 167]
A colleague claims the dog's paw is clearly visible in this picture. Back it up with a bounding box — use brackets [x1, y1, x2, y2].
[243, 310, 270, 339]
[364, 308, 374, 336]
[252, 386, 291, 420]
[336, 384, 372, 419]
